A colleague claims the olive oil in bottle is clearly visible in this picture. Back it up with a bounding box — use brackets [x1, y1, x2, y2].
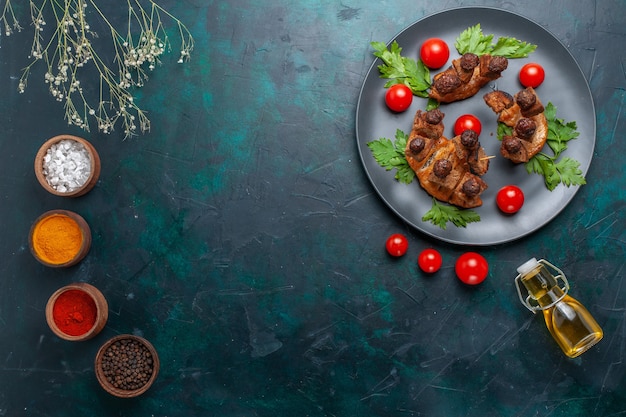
[515, 258, 603, 358]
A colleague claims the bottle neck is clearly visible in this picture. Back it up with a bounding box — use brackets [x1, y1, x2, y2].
[520, 265, 566, 309]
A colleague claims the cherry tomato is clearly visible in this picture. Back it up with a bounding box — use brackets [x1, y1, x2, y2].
[496, 185, 525, 214]
[418, 248, 442, 273]
[519, 63, 545, 88]
[419, 38, 450, 69]
[453, 114, 482, 136]
[455, 252, 489, 285]
[385, 84, 413, 112]
[385, 233, 408, 257]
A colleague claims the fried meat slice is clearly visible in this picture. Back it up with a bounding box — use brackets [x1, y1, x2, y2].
[404, 109, 490, 209]
[484, 87, 548, 164]
[405, 109, 446, 172]
[449, 173, 488, 208]
[429, 54, 508, 103]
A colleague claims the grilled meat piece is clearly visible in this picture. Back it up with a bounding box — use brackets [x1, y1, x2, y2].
[484, 87, 548, 163]
[515, 118, 537, 139]
[429, 54, 508, 103]
[515, 88, 545, 117]
[500, 136, 528, 163]
[433, 159, 453, 178]
[460, 130, 479, 149]
[483, 90, 514, 113]
[459, 53, 480, 72]
[411, 109, 445, 139]
[449, 173, 488, 208]
[405, 109, 446, 173]
[433, 72, 462, 95]
[405, 110, 490, 208]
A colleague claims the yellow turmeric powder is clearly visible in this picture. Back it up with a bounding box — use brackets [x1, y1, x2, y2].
[32, 214, 83, 264]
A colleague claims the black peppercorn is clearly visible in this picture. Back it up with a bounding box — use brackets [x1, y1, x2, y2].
[100, 338, 154, 391]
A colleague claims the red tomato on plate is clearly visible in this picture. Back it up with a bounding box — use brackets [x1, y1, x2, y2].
[496, 185, 525, 214]
[385, 84, 413, 112]
[453, 114, 482, 136]
[420, 38, 450, 69]
[519, 63, 545, 88]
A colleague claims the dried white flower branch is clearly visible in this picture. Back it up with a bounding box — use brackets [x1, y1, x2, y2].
[1, 0, 194, 138]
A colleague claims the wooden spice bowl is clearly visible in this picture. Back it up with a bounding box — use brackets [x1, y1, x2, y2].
[45, 282, 108, 342]
[34, 134, 101, 197]
[95, 334, 160, 398]
[29, 209, 92, 268]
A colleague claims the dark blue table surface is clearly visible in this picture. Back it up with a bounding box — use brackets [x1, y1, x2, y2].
[0, 1, 624, 416]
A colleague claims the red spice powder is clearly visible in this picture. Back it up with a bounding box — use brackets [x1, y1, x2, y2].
[52, 289, 97, 336]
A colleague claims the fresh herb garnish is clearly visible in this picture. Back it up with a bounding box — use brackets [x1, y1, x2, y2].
[425, 98, 440, 111]
[543, 102, 581, 156]
[497, 122, 513, 139]
[367, 129, 415, 184]
[455, 24, 537, 58]
[497, 102, 586, 190]
[371, 41, 431, 97]
[527, 102, 585, 190]
[526, 155, 585, 190]
[422, 199, 481, 229]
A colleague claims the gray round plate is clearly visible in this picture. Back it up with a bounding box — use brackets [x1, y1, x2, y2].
[356, 7, 595, 246]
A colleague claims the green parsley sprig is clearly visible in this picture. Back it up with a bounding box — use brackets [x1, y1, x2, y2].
[371, 41, 431, 97]
[422, 199, 481, 229]
[527, 103, 586, 190]
[455, 24, 537, 58]
[498, 102, 586, 190]
[367, 129, 415, 184]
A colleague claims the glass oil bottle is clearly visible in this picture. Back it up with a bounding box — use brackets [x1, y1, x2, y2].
[515, 258, 603, 358]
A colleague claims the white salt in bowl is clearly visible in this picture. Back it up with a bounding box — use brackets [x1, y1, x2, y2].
[34, 135, 101, 197]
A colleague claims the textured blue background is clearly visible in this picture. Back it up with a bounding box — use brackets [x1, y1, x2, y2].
[0, 0, 624, 416]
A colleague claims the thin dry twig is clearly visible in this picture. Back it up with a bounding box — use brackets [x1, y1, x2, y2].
[1, 0, 194, 138]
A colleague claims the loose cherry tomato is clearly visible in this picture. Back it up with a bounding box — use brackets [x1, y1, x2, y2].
[385, 233, 408, 257]
[420, 38, 450, 69]
[418, 248, 442, 273]
[496, 185, 525, 214]
[453, 114, 482, 136]
[385, 84, 413, 112]
[519, 63, 545, 88]
[455, 252, 488, 285]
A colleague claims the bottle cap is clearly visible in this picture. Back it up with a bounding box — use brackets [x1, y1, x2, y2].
[517, 257, 539, 275]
